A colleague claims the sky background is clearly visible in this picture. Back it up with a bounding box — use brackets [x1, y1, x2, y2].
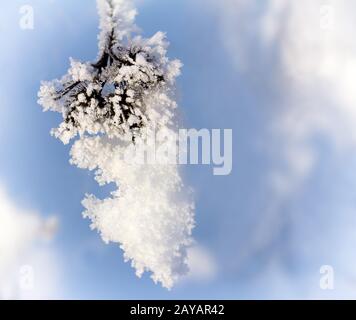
[1, 0, 356, 299]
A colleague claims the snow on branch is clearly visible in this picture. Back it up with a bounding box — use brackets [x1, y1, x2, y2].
[38, 0, 194, 289]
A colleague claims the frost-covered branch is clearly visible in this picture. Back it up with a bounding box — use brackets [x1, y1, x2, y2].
[38, 0, 194, 289]
[38, 0, 176, 144]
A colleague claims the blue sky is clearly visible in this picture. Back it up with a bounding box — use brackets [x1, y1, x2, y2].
[1, 0, 356, 299]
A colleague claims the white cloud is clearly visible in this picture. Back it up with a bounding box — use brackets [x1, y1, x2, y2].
[0, 184, 62, 299]
[214, 0, 356, 150]
[208, 0, 356, 297]
[211, 0, 356, 229]
[185, 245, 217, 282]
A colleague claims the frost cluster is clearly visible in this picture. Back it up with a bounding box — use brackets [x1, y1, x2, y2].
[38, 0, 194, 289]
